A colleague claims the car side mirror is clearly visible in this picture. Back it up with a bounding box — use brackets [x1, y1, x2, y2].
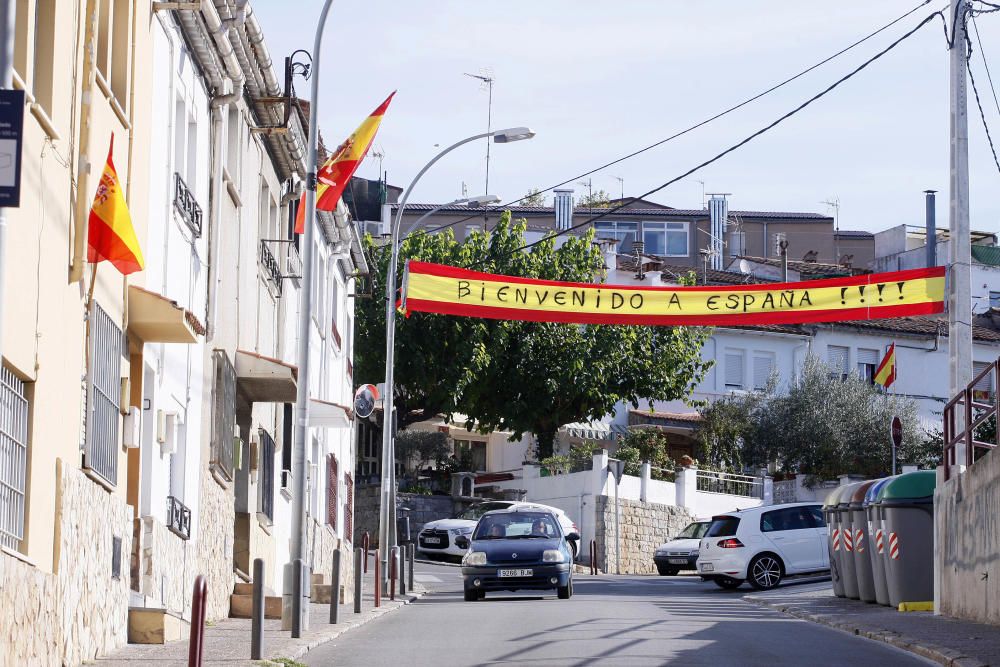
[566, 532, 580, 542]
[455, 536, 470, 550]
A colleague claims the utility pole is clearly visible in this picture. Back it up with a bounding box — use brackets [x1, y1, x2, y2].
[464, 71, 494, 194]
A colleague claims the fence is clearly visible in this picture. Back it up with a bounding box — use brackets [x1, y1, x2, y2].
[944, 358, 999, 480]
[695, 469, 763, 498]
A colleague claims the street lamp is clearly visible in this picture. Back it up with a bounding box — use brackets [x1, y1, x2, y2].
[414, 194, 501, 234]
[377, 128, 534, 590]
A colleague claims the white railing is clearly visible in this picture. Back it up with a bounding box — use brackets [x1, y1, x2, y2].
[695, 469, 763, 498]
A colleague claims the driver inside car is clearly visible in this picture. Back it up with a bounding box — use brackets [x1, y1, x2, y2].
[530, 519, 548, 537]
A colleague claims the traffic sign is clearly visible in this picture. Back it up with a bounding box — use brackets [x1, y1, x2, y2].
[890, 415, 903, 448]
[609, 459, 626, 484]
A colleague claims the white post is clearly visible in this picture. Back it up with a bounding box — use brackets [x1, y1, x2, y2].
[614, 477, 620, 575]
[762, 476, 774, 505]
[591, 449, 609, 495]
[676, 466, 697, 510]
[639, 462, 650, 503]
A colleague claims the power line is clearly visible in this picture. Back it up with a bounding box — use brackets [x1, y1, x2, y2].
[479, 9, 946, 263]
[423, 0, 936, 236]
[967, 64, 1000, 176]
[970, 15, 1000, 117]
[964, 13, 1000, 176]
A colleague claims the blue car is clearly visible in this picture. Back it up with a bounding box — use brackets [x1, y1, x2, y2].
[456, 507, 579, 601]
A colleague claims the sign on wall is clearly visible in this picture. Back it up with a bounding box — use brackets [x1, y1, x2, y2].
[0, 89, 24, 207]
[401, 261, 945, 326]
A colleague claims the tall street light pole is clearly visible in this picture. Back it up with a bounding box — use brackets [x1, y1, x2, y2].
[288, 0, 335, 638]
[378, 128, 534, 591]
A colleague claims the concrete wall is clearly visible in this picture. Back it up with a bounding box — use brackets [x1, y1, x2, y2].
[594, 497, 695, 574]
[936, 452, 1000, 626]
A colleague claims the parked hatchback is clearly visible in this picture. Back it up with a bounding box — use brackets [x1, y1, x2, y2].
[653, 520, 711, 576]
[697, 502, 829, 590]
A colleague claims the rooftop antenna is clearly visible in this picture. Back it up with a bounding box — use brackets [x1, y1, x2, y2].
[464, 69, 495, 194]
[822, 197, 841, 264]
[370, 146, 385, 178]
[697, 180, 706, 208]
[577, 178, 594, 216]
[613, 176, 624, 202]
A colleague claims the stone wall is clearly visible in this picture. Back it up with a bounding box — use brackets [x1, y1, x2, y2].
[353, 484, 380, 546]
[594, 496, 695, 574]
[0, 552, 61, 665]
[937, 451, 1000, 626]
[353, 485, 470, 547]
[308, 520, 355, 605]
[56, 464, 135, 666]
[139, 516, 198, 618]
[196, 470, 236, 622]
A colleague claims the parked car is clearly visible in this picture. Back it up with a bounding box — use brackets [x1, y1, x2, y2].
[456, 507, 578, 601]
[417, 500, 580, 560]
[653, 520, 711, 575]
[697, 502, 829, 590]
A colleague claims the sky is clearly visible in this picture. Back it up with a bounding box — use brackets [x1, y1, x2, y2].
[253, 0, 1000, 235]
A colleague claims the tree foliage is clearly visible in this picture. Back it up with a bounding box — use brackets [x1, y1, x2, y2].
[695, 356, 932, 479]
[521, 188, 546, 206]
[577, 188, 612, 209]
[615, 429, 677, 480]
[355, 212, 713, 457]
[395, 430, 450, 471]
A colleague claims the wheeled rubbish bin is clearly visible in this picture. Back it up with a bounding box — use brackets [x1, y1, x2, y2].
[881, 471, 937, 609]
[824, 486, 847, 598]
[866, 476, 895, 606]
[837, 482, 865, 599]
[849, 480, 879, 602]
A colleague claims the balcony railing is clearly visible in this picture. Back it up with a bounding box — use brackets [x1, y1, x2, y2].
[695, 470, 763, 498]
[259, 240, 283, 297]
[166, 495, 192, 540]
[173, 173, 203, 238]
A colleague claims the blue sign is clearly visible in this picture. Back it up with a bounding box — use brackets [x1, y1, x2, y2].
[0, 89, 24, 207]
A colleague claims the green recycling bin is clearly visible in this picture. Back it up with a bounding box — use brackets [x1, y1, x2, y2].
[837, 482, 865, 599]
[823, 486, 848, 598]
[881, 470, 936, 609]
[849, 480, 879, 602]
[867, 476, 896, 606]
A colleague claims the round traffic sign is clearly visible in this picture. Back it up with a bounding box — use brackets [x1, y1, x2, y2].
[890, 415, 903, 448]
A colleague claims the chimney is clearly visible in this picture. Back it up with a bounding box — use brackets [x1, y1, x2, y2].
[554, 189, 574, 231]
[708, 195, 728, 270]
[925, 190, 937, 267]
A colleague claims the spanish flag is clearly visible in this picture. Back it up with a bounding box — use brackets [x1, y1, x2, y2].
[87, 135, 144, 274]
[874, 343, 896, 388]
[295, 91, 395, 233]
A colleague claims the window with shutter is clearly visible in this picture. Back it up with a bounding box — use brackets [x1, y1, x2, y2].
[973, 361, 994, 399]
[752, 352, 775, 390]
[344, 472, 354, 542]
[257, 429, 275, 524]
[326, 454, 338, 529]
[724, 350, 745, 389]
[827, 345, 849, 379]
[857, 348, 879, 384]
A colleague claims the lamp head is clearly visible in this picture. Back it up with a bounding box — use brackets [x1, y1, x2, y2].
[493, 127, 535, 143]
[465, 194, 501, 207]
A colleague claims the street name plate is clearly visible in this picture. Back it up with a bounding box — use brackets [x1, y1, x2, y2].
[0, 89, 25, 207]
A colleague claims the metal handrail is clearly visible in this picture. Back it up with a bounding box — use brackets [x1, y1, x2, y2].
[259, 240, 283, 296]
[174, 173, 203, 238]
[944, 358, 999, 480]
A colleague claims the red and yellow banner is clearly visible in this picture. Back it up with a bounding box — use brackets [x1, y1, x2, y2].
[401, 261, 946, 326]
[87, 135, 144, 275]
[875, 343, 897, 387]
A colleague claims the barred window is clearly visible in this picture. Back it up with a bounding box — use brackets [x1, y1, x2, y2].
[326, 454, 338, 530]
[0, 365, 28, 551]
[210, 351, 236, 480]
[85, 302, 122, 486]
[257, 428, 275, 524]
[344, 472, 354, 542]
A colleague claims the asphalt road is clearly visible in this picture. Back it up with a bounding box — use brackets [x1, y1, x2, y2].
[303, 562, 933, 666]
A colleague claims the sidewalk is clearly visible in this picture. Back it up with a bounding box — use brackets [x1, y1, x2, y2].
[91, 585, 425, 667]
[745, 582, 1000, 667]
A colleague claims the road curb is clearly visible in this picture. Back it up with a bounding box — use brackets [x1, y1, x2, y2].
[745, 596, 990, 667]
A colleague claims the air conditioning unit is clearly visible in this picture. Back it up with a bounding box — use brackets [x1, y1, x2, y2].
[123, 406, 141, 449]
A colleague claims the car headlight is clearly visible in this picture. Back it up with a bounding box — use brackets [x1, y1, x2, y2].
[463, 551, 487, 566]
[542, 550, 565, 563]
[451, 527, 473, 535]
[655, 549, 667, 556]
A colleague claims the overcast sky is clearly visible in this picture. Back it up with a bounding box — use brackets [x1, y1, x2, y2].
[253, 1, 1000, 234]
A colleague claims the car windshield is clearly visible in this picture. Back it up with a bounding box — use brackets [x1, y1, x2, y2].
[675, 521, 710, 539]
[705, 516, 740, 537]
[473, 512, 560, 540]
[456, 502, 510, 521]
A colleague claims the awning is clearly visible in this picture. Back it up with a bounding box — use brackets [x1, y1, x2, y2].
[235, 350, 297, 403]
[560, 420, 613, 441]
[127, 285, 203, 344]
[308, 398, 353, 429]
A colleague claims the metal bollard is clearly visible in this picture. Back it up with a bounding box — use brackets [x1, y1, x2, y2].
[354, 547, 363, 614]
[251, 559, 265, 659]
[399, 544, 406, 596]
[590, 540, 597, 575]
[390, 546, 398, 601]
[362, 532, 370, 573]
[408, 543, 415, 591]
[188, 574, 207, 667]
[329, 548, 341, 624]
[291, 557, 304, 638]
[374, 549, 381, 608]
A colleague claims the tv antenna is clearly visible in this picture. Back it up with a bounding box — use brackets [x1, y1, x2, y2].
[822, 197, 841, 263]
[464, 69, 495, 195]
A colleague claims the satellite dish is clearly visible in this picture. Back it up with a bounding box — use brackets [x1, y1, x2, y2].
[738, 259, 751, 274]
[353, 384, 381, 419]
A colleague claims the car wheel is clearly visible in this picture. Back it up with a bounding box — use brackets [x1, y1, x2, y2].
[557, 578, 573, 599]
[464, 589, 478, 602]
[713, 576, 744, 590]
[748, 554, 784, 591]
[657, 565, 679, 576]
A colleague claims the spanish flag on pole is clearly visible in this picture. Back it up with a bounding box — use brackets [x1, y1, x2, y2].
[874, 343, 896, 388]
[295, 91, 395, 233]
[87, 135, 144, 274]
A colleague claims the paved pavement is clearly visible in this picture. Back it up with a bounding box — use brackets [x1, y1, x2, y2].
[301, 567, 934, 666]
[746, 581, 1000, 667]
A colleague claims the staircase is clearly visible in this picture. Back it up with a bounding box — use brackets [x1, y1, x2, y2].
[229, 581, 282, 619]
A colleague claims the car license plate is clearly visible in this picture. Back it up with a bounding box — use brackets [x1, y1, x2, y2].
[701, 563, 714, 572]
[423, 536, 441, 545]
[669, 558, 688, 565]
[498, 568, 533, 578]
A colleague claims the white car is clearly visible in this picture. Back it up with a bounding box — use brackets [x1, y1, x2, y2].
[417, 500, 580, 560]
[653, 520, 711, 576]
[696, 502, 829, 590]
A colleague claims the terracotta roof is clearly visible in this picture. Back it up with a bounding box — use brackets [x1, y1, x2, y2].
[394, 203, 832, 221]
[828, 315, 1000, 343]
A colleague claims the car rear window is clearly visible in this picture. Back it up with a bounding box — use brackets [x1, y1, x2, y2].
[705, 516, 740, 537]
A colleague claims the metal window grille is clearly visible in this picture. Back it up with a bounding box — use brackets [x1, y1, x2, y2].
[210, 351, 236, 480]
[259, 240, 283, 297]
[173, 172, 203, 237]
[166, 495, 192, 540]
[0, 365, 28, 551]
[257, 429, 275, 524]
[84, 303, 122, 486]
[344, 472, 354, 541]
[326, 455, 338, 529]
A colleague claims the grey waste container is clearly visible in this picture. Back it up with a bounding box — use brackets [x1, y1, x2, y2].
[867, 476, 895, 606]
[823, 486, 847, 598]
[849, 480, 879, 603]
[881, 470, 936, 609]
[837, 482, 865, 600]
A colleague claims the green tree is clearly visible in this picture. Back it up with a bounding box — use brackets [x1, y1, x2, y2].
[355, 212, 713, 457]
[577, 189, 611, 209]
[615, 429, 677, 480]
[521, 188, 546, 206]
[394, 430, 450, 471]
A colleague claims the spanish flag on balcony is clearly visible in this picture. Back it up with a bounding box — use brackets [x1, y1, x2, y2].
[295, 91, 395, 234]
[874, 343, 896, 388]
[86, 135, 144, 275]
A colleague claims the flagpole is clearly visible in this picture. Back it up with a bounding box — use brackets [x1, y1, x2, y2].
[289, 0, 335, 639]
